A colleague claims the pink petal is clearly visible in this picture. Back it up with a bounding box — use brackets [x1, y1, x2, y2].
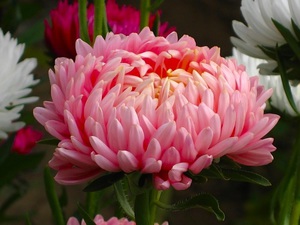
[181, 133, 197, 162]
[56, 148, 95, 168]
[107, 118, 126, 151]
[195, 127, 214, 153]
[89, 136, 118, 163]
[171, 175, 192, 191]
[189, 154, 213, 174]
[92, 153, 120, 172]
[168, 163, 189, 182]
[141, 158, 162, 173]
[45, 121, 68, 140]
[117, 150, 139, 173]
[161, 147, 180, 170]
[71, 136, 91, 154]
[219, 105, 236, 140]
[54, 167, 101, 185]
[152, 121, 176, 150]
[128, 124, 145, 157]
[207, 137, 238, 157]
[143, 138, 162, 160]
[154, 175, 170, 190]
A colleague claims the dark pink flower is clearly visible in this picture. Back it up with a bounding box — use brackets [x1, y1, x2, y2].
[44, 0, 175, 58]
[12, 126, 43, 154]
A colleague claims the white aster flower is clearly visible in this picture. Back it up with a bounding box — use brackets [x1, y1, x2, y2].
[0, 29, 39, 139]
[232, 48, 300, 117]
[231, 0, 299, 60]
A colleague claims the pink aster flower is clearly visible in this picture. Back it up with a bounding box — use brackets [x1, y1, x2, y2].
[12, 126, 43, 154]
[34, 28, 279, 190]
[45, 0, 175, 58]
[67, 214, 168, 225]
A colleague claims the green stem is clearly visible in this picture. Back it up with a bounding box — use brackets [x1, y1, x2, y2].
[134, 189, 161, 225]
[79, 0, 90, 43]
[43, 167, 65, 225]
[291, 200, 300, 225]
[290, 134, 300, 225]
[150, 190, 162, 224]
[135, 191, 150, 225]
[276, 127, 300, 225]
[93, 0, 108, 40]
[86, 191, 102, 218]
[140, 0, 151, 30]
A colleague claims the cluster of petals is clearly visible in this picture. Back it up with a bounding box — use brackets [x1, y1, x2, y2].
[45, 0, 175, 58]
[0, 28, 39, 139]
[34, 27, 279, 190]
[232, 48, 300, 117]
[231, 0, 300, 59]
[67, 214, 168, 225]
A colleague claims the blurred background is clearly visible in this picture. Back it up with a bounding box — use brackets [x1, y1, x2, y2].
[0, 1, 291, 224]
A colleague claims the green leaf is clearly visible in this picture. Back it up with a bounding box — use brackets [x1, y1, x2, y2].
[259, 45, 277, 60]
[195, 164, 228, 180]
[221, 168, 271, 186]
[188, 159, 271, 186]
[83, 172, 124, 192]
[37, 138, 60, 146]
[292, 19, 300, 41]
[77, 203, 96, 225]
[155, 193, 225, 221]
[272, 19, 300, 61]
[275, 45, 300, 115]
[43, 167, 65, 225]
[114, 180, 135, 219]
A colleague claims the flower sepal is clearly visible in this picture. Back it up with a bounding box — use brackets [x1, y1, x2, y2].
[83, 172, 125, 192]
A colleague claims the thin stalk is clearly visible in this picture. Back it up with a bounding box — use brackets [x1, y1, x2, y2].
[291, 200, 300, 225]
[276, 127, 300, 225]
[290, 133, 300, 225]
[79, 0, 90, 43]
[43, 167, 65, 225]
[140, 0, 151, 30]
[150, 190, 162, 225]
[134, 188, 161, 225]
[134, 191, 150, 225]
[93, 0, 108, 40]
[86, 191, 102, 218]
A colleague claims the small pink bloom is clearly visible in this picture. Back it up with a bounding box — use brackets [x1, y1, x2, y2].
[12, 126, 43, 154]
[67, 215, 135, 225]
[67, 214, 168, 225]
[34, 28, 279, 190]
[45, 0, 175, 58]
